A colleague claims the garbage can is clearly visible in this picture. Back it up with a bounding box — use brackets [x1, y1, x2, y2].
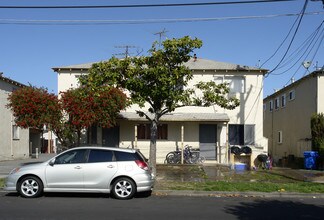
[304, 151, 319, 169]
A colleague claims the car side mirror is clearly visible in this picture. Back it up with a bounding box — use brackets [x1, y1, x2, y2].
[49, 158, 56, 166]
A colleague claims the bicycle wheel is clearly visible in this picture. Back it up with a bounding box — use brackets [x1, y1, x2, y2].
[166, 152, 179, 164]
[198, 156, 206, 164]
[188, 152, 200, 164]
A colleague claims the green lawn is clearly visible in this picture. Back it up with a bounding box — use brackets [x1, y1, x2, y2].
[154, 165, 324, 193]
[156, 180, 324, 193]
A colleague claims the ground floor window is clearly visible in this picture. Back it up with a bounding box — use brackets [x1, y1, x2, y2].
[12, 125, 20, 140]
[229, 124, 255, 145]
[137, 123, 168, 140]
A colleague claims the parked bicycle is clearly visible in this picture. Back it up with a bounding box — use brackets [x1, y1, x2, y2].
[165, 145, 205, 164]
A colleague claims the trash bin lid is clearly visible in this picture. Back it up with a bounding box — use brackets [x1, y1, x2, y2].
[304, 151, 319, 157]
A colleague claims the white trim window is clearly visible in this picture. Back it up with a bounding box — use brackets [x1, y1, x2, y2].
[269, 100, 273, 112]
[274, 97, 280, 110]
[289, 90, 295, 101]
[12, 125, 20, 140]
[281, 94, 286, 108]
[278, 131, 283, 144]
[214, 76, 245, 93]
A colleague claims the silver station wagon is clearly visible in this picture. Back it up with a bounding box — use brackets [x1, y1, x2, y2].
[4, 146, 154, 200]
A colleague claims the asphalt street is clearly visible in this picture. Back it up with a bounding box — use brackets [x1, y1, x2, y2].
[1, 192, 324, 220]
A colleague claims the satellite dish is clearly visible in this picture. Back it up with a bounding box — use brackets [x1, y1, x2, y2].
[302, 61, 312, 69]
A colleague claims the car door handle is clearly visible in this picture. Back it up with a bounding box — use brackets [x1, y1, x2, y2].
[107, 165, 114, 168]
[74, 166, 82, 169]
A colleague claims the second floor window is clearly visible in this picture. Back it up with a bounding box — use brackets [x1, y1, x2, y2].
[214, 76, 245, 93]
[289, 90, 295, 101]
[281, 94, 286, 107]
[274, 97, 279, 110]
[269, 100, 273, 112]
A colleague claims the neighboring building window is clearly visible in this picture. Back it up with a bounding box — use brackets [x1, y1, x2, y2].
[137, 124, 168, 140]
[281, 94, 286, 108]
[289, 90, 295, 101]
[229, 124, 255, 145]
[274, 97, 280, 110]
[278, 131, 283, 144]
[263, 103, 266, 111]
[12, 125, 20, 140]
[269, 100, 273, 112]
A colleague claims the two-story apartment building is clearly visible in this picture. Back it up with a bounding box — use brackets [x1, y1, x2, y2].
[53, 57, 268, 165]
[0, 74, 41, 160]
[263, 70, 324, 164]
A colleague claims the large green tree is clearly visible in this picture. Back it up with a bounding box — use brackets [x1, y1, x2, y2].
[311, 113, 324, 155]
[80, 36, 239, 175]
[7, 86, 127, 148]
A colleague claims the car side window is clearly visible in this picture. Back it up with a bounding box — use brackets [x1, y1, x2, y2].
[114, 151, 136, 161]
[88, 149, 113, 163]
[55, 149, 87, 164]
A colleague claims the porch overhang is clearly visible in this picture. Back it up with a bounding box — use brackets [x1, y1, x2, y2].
[118, 112, 230, 123]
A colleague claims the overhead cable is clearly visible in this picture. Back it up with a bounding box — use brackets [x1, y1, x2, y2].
[0, 0, 297, 9]
[0, 11, 322, 25]
[266, 0, 309, 77]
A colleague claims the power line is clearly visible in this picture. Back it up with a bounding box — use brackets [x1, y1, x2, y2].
[0, 0, 297, 9]
[0, 11, 322, 25]
[265, 0, 310, 76]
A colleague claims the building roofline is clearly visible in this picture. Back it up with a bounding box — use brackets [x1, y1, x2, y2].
[0, 74, 26, 88]
[52, 57, 268, 74]
[264, 70, 324, 100]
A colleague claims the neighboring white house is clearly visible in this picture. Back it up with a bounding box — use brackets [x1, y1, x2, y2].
[264, 70, 324, 164]
[53, 57, 268, 165]
[0, 74, 41, 161]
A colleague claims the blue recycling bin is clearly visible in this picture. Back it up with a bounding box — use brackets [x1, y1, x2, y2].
[304, 151, 319, 169]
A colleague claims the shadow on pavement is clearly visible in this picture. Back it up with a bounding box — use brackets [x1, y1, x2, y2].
[225, 199, 324, 220]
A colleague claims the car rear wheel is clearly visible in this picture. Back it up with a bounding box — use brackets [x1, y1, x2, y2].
[18, 176, 43, 198]
[111, 177, 136, 200]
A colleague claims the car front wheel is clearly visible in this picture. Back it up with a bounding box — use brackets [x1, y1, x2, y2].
[111, 177, 136, 200]
[18, 176, 43, 198]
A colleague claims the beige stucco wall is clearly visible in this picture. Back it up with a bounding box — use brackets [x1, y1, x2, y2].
[57, 70, 87, 97]
[318, 75, 324, 113]
[0, 81, 30, 161]
[56, 66, 267, 165]
[118, 120, 229, 163]
[264, 75, 318, 161]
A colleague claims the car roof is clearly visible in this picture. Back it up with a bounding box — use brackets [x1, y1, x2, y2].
[66, 146, 137, 153]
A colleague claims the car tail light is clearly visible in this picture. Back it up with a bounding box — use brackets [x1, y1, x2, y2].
[135, 160, 149, 171]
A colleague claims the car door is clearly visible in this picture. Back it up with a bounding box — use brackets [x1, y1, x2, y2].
[82, 149, 118, 189]
[45, 149, 87, 189]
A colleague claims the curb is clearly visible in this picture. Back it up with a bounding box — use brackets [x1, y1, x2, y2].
[1, 188, 324, 198]
[151, 190, 324, 199]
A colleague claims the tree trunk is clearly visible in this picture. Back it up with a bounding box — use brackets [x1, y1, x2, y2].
[149, 118, 158, 177]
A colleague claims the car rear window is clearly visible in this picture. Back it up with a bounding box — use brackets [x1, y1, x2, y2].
[88, 149, 113, 163]
[114, 151, 141, 161]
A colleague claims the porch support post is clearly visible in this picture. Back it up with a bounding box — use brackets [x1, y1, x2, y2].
[134, 125, 138, 149]
[226, 122, 229, 164]
[181, 124, 184, 164]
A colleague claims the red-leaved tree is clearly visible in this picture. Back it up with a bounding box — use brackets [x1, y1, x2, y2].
[7, 86, 127, 148]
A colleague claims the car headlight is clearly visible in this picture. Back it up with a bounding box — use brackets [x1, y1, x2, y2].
[9, 167, 20, 175]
